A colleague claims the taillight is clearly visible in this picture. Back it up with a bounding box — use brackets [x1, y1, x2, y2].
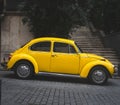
[8, 54, 12, 60]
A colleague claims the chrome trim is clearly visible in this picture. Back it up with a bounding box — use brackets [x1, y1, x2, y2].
[38, 72, 80, 78]
[114, 65, 118, 73]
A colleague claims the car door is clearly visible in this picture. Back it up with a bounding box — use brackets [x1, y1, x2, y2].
[29, 41, 51, 72]
[50, 42, 79, 74]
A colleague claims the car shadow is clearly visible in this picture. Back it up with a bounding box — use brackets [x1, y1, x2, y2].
[1, 71, 91, 85]
[1, 71, 117, 86]
[34, 74, 90, 84]
[32, 74, 117, 86]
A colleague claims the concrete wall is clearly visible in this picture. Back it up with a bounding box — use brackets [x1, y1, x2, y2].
[1, 15, 34, 62]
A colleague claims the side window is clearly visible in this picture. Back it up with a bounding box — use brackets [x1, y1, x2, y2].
[53, 42, 76, 53]
[31, 41, 51, 52]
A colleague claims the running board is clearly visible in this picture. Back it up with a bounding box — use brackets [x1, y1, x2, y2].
[38, 72, 80, 78]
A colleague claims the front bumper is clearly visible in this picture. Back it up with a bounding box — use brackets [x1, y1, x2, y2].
[114, 65, 118, 73]
[113, 65, 119, 77]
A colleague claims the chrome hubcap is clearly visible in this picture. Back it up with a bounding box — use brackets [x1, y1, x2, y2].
[92, 69, 106, 84]
[17, 64, 30, 78]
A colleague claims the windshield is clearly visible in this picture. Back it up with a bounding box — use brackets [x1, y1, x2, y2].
[75, 42, 83, 53]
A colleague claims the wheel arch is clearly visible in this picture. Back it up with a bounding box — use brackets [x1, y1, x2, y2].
[80, 61, 112, 78]
[13, 59, 33, 69]
[8, 54, 39, 74]
[88, 65, 111, 78]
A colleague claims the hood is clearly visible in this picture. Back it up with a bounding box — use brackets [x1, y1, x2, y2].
[86, 53, 106, 60]
[87, 53, 104, 58]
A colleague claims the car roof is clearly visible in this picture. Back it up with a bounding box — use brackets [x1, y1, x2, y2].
[29, 37, 75, 44]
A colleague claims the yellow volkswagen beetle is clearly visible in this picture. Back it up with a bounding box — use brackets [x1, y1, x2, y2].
[7, 37, 115, 85]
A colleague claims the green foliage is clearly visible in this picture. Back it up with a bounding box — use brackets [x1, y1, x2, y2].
[89, 0, 120, 34]
[21, 0, 88, 38]
[21, 0, 120, 37]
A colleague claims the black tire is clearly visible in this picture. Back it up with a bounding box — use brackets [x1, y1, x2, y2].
[14, 61, 34, 79]
[88, 66, 108, 85]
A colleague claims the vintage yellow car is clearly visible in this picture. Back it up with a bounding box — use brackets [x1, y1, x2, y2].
[7, 37, 115, 85]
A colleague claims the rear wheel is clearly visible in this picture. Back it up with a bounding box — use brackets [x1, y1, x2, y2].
[88, 66, 108, 85]
[14, 61, 34, 79]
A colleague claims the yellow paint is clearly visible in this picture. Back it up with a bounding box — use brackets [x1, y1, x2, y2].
[7, 37, 115, 78]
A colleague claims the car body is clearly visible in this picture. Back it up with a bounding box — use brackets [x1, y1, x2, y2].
[7, 37, 115, 84]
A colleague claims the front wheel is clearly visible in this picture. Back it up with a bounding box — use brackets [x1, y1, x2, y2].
[88, 66, 108, 85]
[14, 61, 34, 79]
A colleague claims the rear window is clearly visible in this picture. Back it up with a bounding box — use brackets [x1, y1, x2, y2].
[31, 41, 51, 52]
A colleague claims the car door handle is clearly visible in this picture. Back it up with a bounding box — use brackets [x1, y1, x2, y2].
[51, 54, 57, 57]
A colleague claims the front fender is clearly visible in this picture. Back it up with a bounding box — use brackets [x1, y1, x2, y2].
[7, 54, 39, 74]
[80, 60, 114, 78]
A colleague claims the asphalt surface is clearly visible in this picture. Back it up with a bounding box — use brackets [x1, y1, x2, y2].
[0, 70, 120, 105]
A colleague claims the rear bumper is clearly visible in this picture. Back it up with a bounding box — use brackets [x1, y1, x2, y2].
[0, 62, 7, 70]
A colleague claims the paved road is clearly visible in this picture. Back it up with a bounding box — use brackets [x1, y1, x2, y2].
[0, 70, 120, 105]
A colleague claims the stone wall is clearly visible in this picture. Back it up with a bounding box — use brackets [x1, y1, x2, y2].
[1, 15, 34, 62]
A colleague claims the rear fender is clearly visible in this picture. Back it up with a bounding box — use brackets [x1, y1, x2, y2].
[7, 54, 39, 74]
